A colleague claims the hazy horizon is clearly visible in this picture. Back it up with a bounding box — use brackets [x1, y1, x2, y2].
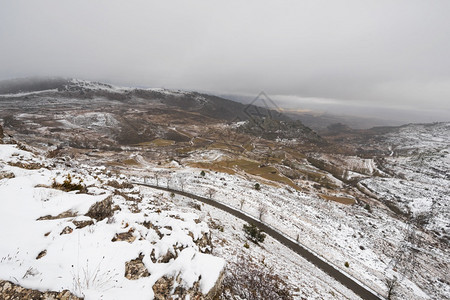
[1, 0, 449, 124]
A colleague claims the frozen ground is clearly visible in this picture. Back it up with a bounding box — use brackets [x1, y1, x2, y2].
[0, 121, 448, 300]
[0, 144, 224, 299]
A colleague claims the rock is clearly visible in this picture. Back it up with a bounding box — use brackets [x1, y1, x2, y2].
[85, 196, 113, 221]
[152, 271, 224, 300]
[0, 171, 15, 180]
[142, 221, 163, 238]
[152, 276, 174, 300]
[0, 280, 81, 299]
[189, 232, 212, 253]
[124, 253, 150, 280]
[37, 210, 77, 221]
[60, 226, 73, 235]
[36, 250, 47, 260]
[150, 248, 176, 264]
[72, 219, 94, 229]
[111, 232, 136, 243]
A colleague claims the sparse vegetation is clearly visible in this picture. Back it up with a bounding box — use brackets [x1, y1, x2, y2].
[257, 204, 268, 220]
[243, 223, 266, 244]
[220, 255, 293, 300]
[71, 258, 118, 297]
[207, 188, 216, 199]
[52, 174, 85, 192]
[385, 276, 399, 300]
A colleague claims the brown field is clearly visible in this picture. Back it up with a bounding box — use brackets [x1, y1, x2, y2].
[190, 158, 301, 191]
[137, 138, 176, 147]
[319, 194, 355, 205]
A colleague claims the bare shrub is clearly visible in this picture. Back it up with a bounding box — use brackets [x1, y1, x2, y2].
[71, 258, 118, 297]
[385, 276, 399, 300]
[220, 255, 292, 300]
[207, 188, 216, 199]
[52, 174, 86, 192]
[239, 198, 245, 210]
[258, 204, 267, 220]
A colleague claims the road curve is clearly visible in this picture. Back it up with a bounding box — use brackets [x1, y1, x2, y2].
[133, 182, 384, 300]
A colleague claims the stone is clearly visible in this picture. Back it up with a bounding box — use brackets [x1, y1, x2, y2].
[60, 226, 73, 235]
[72, 219, 94, 229]
[152, 276, 174, 300]
[124, 253, 150, 280]
[0, 280, 81, 300]
[36, 250, 47, 260]
[85, 196, 114, 221]
[37, 210, 77, 221]
[111, 232, 136, 243]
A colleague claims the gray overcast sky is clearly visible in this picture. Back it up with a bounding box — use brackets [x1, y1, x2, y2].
[1, 0, 449, 122]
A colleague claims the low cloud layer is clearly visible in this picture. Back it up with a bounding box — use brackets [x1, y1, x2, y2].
[1, 0, 449, 122]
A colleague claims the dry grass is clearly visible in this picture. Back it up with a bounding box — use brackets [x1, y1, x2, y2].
[122, 158, 140, 166]
[227, 159, 299, 190]
[207, 142, 244, 153]
[188, 162, 236, 175]
[108, 158, 140, 166]
[137, 138, 175, 147]
[192, 137, 211, 147]
[319, 194, 355, 205]
[190, 158, 300, 190]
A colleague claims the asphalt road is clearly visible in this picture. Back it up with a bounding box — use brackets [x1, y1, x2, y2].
[133, 182, 384, 300]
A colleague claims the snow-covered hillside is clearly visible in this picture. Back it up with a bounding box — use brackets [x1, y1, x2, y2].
[0, 144, 224, 299]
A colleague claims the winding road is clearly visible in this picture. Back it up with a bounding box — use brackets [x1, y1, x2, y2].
[133, 182, 384, 300]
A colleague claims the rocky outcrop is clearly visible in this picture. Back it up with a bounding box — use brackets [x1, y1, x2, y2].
[37, 210, 77, 221]
[60, 226, 73, 235]
[85, 196, 114, 221]
[72, 220, 94, 229]
[111, 231, 136, 243]
[124, 253, 150, 280]
[152, 271, 224, 300]
[0, 280, 81, 300]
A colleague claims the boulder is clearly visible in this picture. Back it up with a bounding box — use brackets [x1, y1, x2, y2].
[85, 196, 114, 221]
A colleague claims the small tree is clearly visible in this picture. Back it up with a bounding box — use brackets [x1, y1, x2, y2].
[240, 198, 246, 210]
[243, 223, 266, 244]
[258, 204, 268, 221]
[254, 183, 261, 190]
[385, 276, 399, 300]
[200, 170, 206, 177]
[154, 172, 159, 186]
[178, 176, 185, 192]
[207, 188, 216, 199]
